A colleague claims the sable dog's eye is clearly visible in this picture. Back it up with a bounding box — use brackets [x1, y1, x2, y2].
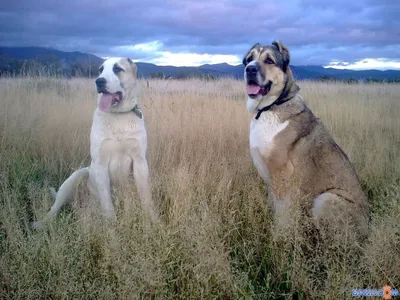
[265, 57, 274, 64]
[246, 57, 253, 64]
[113, 65, 124, 73]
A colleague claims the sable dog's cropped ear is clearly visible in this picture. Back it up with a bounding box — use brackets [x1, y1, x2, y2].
[250, 42, 261, 50]
[272, 40, 290, 66]
[242, 42, 261, 65]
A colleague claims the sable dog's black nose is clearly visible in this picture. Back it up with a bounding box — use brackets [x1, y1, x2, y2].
[95, 77, 106, 87]
[246, 64, 259, 75]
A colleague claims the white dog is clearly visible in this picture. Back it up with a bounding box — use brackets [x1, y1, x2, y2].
[33, 57, 157, 228]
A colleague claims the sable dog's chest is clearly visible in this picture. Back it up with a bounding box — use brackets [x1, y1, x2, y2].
[249, 113, 288, 153]
[249, 112, 293, 202]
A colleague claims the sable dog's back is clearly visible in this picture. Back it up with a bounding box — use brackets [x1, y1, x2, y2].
[290, 104, 369, 215]
[269, 100, 370, 237]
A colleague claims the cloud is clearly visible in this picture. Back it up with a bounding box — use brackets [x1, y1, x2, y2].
[109, 42, 241, 66]
[325, 58, 400, 70]
[0, 0, 399, 68]
[149, 52, 240, 67]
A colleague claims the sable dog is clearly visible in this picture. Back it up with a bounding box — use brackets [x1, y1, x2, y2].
[242, 40, 369, 238]
[33, 57, 157, 228]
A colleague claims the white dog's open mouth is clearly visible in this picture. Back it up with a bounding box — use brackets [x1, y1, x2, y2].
[247, 81, 272, 99]
[99, 92, 123, 111]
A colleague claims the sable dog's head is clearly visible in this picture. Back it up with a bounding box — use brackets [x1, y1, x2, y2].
[95, 57, 140, 113]
[243, 40, 297, 112]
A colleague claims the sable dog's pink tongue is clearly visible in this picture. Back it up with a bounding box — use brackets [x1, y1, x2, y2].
[99, 94, 113, 111]
[247, 85, 260, 94]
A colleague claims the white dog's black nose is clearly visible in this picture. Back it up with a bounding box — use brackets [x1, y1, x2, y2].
[95, 77, 106, 87]
[246, 64, 259, 75]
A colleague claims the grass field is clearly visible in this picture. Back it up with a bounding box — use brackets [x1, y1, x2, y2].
[1, 76, 399, 299]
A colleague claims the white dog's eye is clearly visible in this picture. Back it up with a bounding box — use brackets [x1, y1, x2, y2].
[99, 66, 104, 74]
[113, 65, 124, 73]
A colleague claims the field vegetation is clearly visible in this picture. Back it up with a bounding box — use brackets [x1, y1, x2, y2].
[1, 75, 399, 299]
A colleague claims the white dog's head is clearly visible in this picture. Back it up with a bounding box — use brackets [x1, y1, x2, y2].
[95, 57, 140, 113]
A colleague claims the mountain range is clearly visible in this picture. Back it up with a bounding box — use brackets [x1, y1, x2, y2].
[1, 46, 400, 81]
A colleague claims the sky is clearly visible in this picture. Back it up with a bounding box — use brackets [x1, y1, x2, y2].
[0, 0, 399, 70]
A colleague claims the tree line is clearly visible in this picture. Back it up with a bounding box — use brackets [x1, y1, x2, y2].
[1, 54, 400, 83]
[315, 75, 400, 84]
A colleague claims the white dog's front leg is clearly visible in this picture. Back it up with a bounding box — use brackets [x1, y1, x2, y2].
[133, 155, 157, 221]
[91, 164, 116, 219]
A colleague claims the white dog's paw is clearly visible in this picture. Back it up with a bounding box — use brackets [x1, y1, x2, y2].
[32, 214, 54, 230]
[102, 208, 117, 223]
[49, 187, 57, 199]
[31, 220, 46, 230]
[148, 208, 160, 225]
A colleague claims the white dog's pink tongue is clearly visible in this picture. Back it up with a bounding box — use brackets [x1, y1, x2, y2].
[247, 85, 260, 95]
[99, 94, 113, 111]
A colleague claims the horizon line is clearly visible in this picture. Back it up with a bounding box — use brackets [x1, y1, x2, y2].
[1, 45, 400, 71]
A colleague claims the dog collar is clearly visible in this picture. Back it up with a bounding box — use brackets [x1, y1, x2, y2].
[255, 103, 275, 120]
[131, 105, 143, 119]
[254, 94, 297, 120]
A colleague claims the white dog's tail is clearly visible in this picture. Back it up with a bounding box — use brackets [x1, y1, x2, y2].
[33, 167, 89, 229]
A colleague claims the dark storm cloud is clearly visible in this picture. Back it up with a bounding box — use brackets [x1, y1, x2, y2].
[0, 0, 399, 65]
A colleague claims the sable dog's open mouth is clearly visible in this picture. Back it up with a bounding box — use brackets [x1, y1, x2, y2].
[246, 80, 272, 98]
[98, 91, 123, 111]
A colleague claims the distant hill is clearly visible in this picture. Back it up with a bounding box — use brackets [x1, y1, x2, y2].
[0, 46, 102, 77]
[0, 46, 102, 64]
[1, 46, 400, 81]
[293, 65, 400, 81]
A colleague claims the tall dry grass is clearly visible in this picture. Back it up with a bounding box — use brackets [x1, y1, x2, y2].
[0, 76, 399, 299]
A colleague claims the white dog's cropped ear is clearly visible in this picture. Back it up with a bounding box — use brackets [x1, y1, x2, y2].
[272, 40, 290, 65]
[127, 58, 137, 76]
